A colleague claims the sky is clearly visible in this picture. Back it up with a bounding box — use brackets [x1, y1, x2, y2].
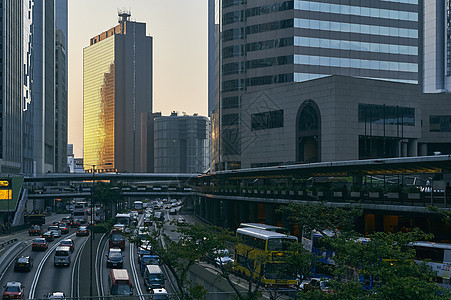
[68, 1, 208, 158]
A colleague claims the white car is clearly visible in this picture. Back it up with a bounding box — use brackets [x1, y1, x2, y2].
[48, 226, 61, 238]
[47, 292, 66, 300]
[214, 249, 234, 265]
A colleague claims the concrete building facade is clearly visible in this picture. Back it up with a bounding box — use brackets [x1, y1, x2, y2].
[83, 12, 153, 173]
[154, 112, 210, 174]
[210, 0, 420, 170]
[422, 0, 451, 93]
[240, 75, 451, 168]
[0, 0, 33, 175]
[54, 0, 68, 173]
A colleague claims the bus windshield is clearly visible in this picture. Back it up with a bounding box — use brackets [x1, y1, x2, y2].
[267, 238, 297, 251]
[264, 263, 296, 280]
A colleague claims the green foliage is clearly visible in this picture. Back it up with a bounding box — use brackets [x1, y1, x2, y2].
[133, 222, 237, 300]
[276, 202, 362, 236]
[427, 206, 451, 225]
[368, 185, 383, 193]
[385, 184, 403, 193]
[316, 229, 450, 299]
[93, 218, 114, 233]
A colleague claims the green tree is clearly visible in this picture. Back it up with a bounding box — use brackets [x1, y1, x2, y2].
[277, 202, 362, 238]
[92, 182, 122, 219]
[299, 229, 450, 299]
[130, 221, 237, 300]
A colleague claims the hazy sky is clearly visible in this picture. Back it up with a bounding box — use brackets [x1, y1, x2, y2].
[68, 1, 208, 157]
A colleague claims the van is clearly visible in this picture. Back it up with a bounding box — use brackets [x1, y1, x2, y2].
[144, 265, 165, 290]
[54, 246, 71, 267]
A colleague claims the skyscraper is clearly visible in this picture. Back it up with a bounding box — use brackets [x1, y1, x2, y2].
[54, 0, 68, 173]
[154, 112, 210, 173]
[0, 0, 33, 175]
[30, 0, 56, 175]
[210, 0, 420, 170]
[83, 12, 153, 172]
[422, 0, 451, 93]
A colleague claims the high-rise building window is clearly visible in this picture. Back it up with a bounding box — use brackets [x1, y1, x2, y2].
[430, 116, 451, 132]
[251, 110, 284, 130]
[223, 0, 246, 9]
[358, 104, 415, 126]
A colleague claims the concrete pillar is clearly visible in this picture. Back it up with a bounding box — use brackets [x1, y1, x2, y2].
[210, 199, 221, 226]
[249, 202, 258, 222]
[401, 142, 408, 157]
[205, 198, 211, 223]
[238, 201, 249, 224]
[408, 139, 418, 156]
[419, 143, 428, 156]
[265, 203, 276, 225]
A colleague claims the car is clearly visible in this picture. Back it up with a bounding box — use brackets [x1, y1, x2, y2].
[106, 248, 124, 268]
[137, 244, 152, 263]
[58, 224, 69, 234]
[48, 225, 62, 238]
[32, 237, 48, 251]
[41, 231, 55, 242]
[76, 226, 89, 236]
[28, 225, 42, 236]
[176, 216, 186, 225]
[46, 292, 66, 300]
[59, 239, 75, 252]
[214, 249, 234, 265]
[2, 282, 24, 299]
[14, 256, 33, 272]
[302, 278, 334, 294]
[69, 219, 80, 228]
[61, 216, 71, 224]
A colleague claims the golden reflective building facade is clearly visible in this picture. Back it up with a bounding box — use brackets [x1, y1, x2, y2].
[83, 14, 153, 172]
[83, 36, 116, 170]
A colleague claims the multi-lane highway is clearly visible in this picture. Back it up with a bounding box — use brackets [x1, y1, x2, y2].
[0, 202, 241, 300]
[0, 214, 90, 299]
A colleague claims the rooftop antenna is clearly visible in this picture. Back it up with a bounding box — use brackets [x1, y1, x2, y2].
[118, 9, 131, 24]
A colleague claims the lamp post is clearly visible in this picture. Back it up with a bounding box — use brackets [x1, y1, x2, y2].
[89, 164, 95, 297]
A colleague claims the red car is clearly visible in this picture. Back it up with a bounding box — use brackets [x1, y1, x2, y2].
[28, 225, 42, 236]
[32, 237, 48, 251]
[2, 281, 24, 299]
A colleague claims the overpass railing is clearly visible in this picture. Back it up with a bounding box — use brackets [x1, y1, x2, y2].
[200, 187, 450, 208]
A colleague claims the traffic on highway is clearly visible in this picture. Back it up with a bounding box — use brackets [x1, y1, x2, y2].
[0, 198, 187, 300]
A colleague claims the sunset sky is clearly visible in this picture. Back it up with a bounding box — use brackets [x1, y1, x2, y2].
[68, 0, 208, 157]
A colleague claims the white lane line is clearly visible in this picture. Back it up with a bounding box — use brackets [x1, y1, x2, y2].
[96, 232, 109, 297]
[28, 239, 63, 299]
[129, 242, 145, 300]
[71, 235, 88, 299]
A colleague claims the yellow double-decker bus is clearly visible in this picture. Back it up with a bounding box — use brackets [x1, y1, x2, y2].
[234, 227, 298, 288]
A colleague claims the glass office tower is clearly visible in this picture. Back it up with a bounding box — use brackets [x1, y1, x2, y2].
[83, 13, 153, 173]
[210, 0, 419, 170]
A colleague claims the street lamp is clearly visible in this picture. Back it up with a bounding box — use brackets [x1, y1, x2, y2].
[89, 164, 95, 297]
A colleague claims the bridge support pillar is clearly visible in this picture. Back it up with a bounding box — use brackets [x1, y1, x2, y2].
[211, 199, 221, 226]
[265, 203, 276, 225]
[200, 197, 207, 219]
[238, 201, 249, 224]
[249, 202, 258, 222]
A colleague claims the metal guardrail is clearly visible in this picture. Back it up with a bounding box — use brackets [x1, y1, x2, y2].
[0, 239, 18, 249]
